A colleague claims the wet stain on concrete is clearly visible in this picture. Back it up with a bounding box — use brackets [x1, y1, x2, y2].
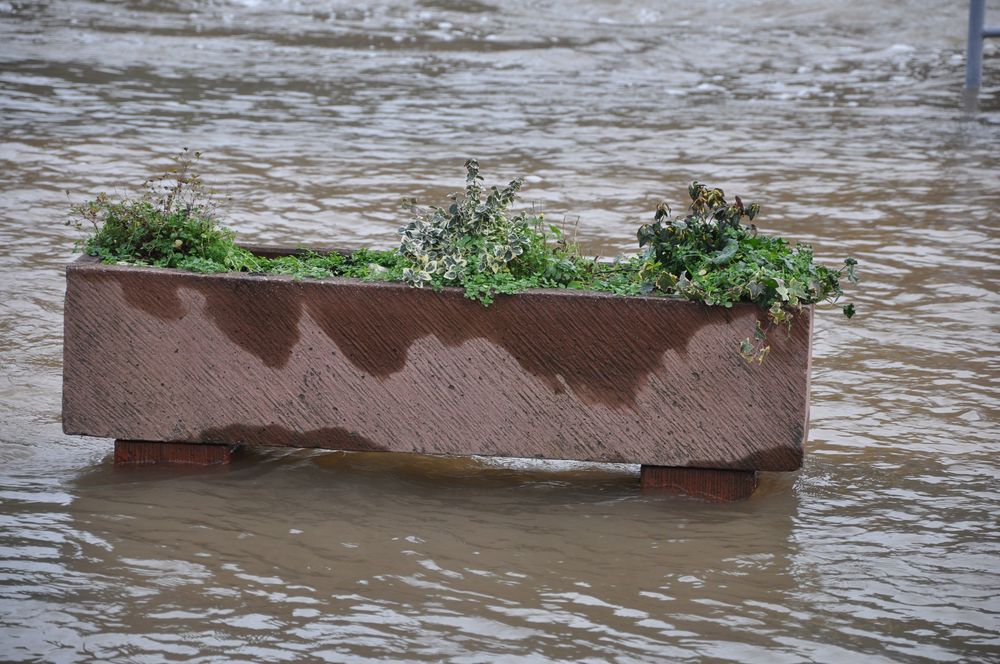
[195, 279, 302, 369]
[100, 269, 188, 321]
[303, 280, 723, 408]
[89, 261, 781, 408]
[97, 266, 301, 368]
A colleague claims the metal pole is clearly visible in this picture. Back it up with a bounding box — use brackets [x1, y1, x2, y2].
[966, 0, 985, 91]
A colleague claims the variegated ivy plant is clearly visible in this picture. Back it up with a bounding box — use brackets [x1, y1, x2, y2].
[398, 159, 541, 288]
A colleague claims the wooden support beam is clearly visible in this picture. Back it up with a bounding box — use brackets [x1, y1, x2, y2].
[114, 440, 237, 466]
[640, 465, 759, 501]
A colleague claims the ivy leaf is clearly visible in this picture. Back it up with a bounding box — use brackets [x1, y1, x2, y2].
[688, 181, 701, 201]
[843, 303, 856, 318]
[708, 238, 739, 265]
[844, 257, 859, 283]
[637, 224, 654, 247]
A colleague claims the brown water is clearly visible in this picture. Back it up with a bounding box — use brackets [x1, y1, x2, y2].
[2, 1, 999, 661]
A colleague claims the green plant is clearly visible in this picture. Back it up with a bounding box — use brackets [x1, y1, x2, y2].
[396, 159, 595, 304]
[70, 149, 404, 282]
[634, 182, 857, 361]
[70, 149, 262, 273]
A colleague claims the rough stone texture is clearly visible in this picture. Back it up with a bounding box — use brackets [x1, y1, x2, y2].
[63, 252, 812, 471]
[640, 465, 760, 501]
[114, 440, 236, 465]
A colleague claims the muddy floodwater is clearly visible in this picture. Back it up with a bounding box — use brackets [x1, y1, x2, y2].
[1, 1, 999, 661]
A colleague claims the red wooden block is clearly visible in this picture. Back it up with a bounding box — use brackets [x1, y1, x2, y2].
[640, 465, 760, 501]
[114, 440, 236, 466]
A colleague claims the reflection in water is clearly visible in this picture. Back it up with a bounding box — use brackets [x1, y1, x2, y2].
[32, 451, 801, 662]
[1, 0, 998, 661]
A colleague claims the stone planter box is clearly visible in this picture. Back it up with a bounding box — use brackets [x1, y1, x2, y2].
[62, 249, 812, 500]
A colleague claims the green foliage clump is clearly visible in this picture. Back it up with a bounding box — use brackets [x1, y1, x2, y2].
[259, 248, 403, 281]
[71, 149, 261, 274]
[634, 182, 857, 361]
[397, 159, 598, 304]
[70, 149, 403, 283]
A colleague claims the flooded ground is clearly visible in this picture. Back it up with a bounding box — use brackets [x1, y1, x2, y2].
[1, 1, 998, 661]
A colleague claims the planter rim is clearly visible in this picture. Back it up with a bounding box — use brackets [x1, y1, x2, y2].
[68, 250, 803, 315]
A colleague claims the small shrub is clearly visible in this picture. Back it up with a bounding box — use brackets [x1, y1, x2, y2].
[69, 149, 403, 282]
[70, 149, 261, 273]
[635, 182, 857, 361]
[397, 159, 597, 304]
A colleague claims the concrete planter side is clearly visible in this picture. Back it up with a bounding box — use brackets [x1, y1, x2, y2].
[62, 252, 811, 472]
